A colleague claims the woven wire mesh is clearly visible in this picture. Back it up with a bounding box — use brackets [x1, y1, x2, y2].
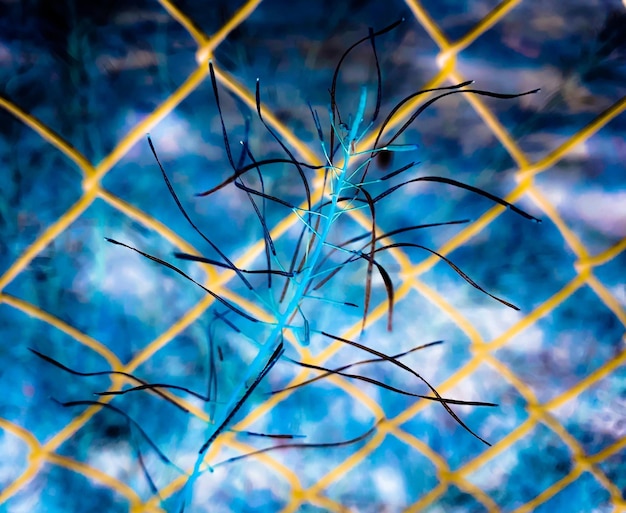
[1, 0, 625, 512]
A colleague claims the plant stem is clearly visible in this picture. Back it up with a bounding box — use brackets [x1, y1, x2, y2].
[181, 88, 369, 510]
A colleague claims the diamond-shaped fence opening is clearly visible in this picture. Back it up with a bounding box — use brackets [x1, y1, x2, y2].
[1, 1, 625, 512]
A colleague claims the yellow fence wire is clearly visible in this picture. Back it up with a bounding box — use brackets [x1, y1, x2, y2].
[1, 0, 625, 512]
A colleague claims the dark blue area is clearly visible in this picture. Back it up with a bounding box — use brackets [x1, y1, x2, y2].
[400, 366, 530, 472]
[4, 198, 207, 358]
[496, 286, 623, 403]
[7, 463, 129, 513]
[325, 432, 440, 509]
[594, 251, 626, 305]
[477, 423, 573, 510]
[0, 0, 200, 163]
[533, 471, 612, 513]
[598, 449, 626, 501]
[357, 289, 475, 389]
[428, 485, 489, 513]
[0, 128, 81, 276]
[297, 504, 333, 513]
[441, 210, 576, 313]
[554, 366, 626, 456]
[420, 0, 498, 42]
[0, 306, 113, 443]
[55, 394, 191, 503]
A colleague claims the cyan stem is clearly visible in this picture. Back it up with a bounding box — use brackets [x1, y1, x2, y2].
[181, 87, 369, 511]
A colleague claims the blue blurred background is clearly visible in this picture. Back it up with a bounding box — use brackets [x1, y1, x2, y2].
[1, 1, 625, 512]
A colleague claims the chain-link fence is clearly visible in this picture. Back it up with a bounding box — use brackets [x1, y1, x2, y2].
[1, 0, 625, 512]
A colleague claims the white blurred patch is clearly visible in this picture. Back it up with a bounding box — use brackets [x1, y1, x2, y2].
[571, 189, 626, 239]
[120, 110, 224, 163]
[588, 396, 626, 439]
[461, 304, 525, 342]
[0, 432, 28, 487]
[99, 247, 178, 300]
[372, 466, 407, 507]
[88, 443, 133, 482]
[540, 183, 626, 240]
[499, 321, 545, 354]
[465, 445, 519, 489]
[611, 284, 626, 308]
